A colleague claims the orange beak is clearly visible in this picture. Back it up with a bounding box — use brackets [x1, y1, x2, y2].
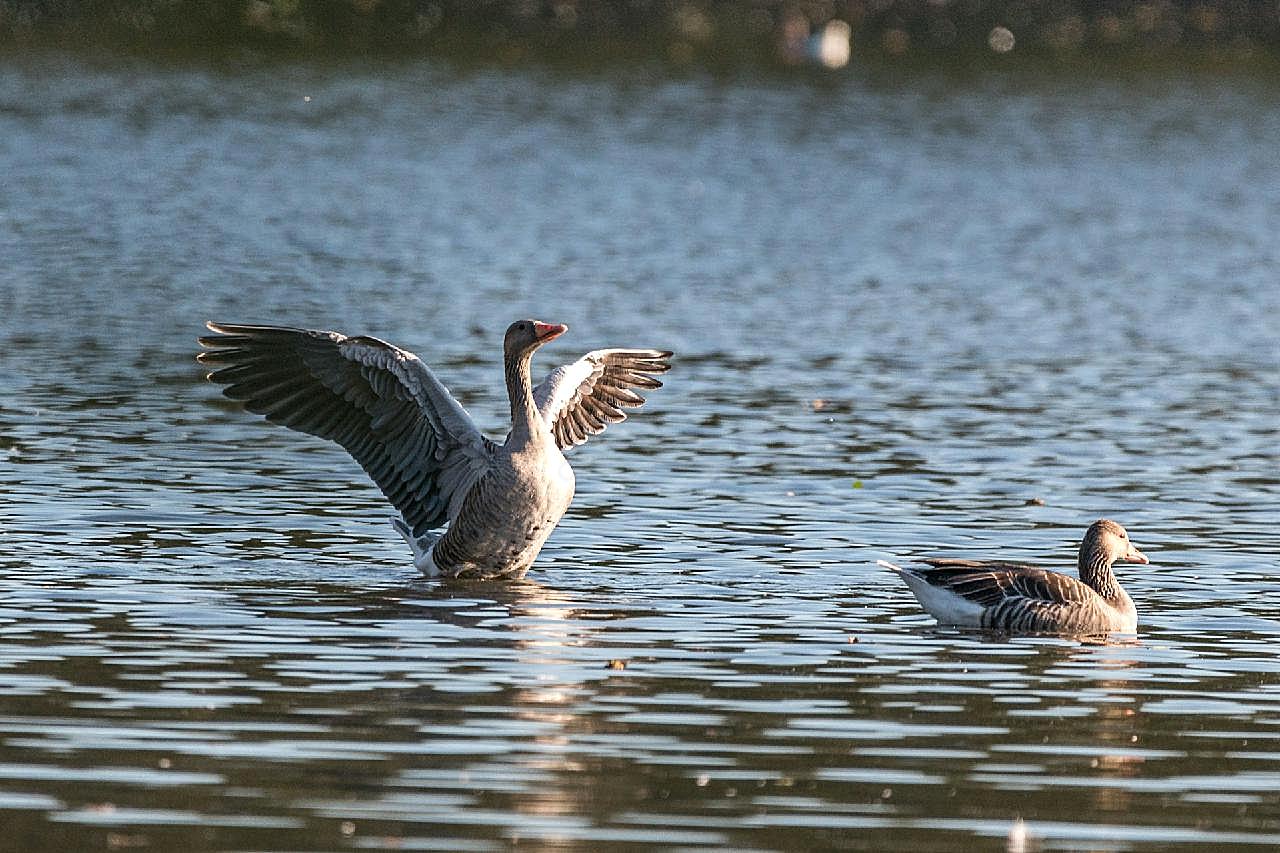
[1122, 545, 1149, 565]
[534, 322, 567, 342]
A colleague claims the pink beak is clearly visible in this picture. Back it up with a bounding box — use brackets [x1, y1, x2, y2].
[534, 322, 568, 342]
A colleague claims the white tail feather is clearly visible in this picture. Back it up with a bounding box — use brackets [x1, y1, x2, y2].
[390, 516, 441, 576]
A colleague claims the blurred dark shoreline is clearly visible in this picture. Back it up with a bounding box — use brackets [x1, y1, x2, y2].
[1, 0, 1279, 72]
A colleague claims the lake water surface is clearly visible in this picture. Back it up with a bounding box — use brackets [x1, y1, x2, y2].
[1, 53, 1279, 850]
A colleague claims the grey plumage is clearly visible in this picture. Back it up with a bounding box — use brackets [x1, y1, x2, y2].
[198, 319, 672, 579]
[881, 519, 1150, 635]
[197, 323, 491, 537]
[534, 349, 672, 449]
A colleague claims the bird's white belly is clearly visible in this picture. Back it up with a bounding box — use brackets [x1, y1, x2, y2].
[432, 454, 575, 579]
[498, 458, 574, 557]
[899, 572, 986, 626]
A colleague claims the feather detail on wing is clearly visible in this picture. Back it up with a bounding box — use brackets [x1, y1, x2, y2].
[918, 560, 1099, 609]
[197, 322, 493, 536]
[533, 348, 672, 450]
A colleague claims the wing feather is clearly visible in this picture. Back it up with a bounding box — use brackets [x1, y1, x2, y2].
[533, 348, 672, 451]
[921, 558, 1100, 612]
[198, 322, 493, 536]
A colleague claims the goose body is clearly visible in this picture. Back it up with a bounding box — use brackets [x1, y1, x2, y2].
[880, 519, 1149, 634]
[198, 320, 671, 580]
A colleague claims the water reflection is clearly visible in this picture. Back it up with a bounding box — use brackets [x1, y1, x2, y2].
[1, 54, 1279, 851]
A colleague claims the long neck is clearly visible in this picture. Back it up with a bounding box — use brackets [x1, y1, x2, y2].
[1078, 544, 1121, 599]
[505, 348, 540, 444]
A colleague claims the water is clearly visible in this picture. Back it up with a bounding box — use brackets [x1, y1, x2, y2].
[2, 52, 1279, 850]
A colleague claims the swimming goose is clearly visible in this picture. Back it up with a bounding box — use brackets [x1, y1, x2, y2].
[197, 320, 671, 580]
[879, 519, 1149, 634]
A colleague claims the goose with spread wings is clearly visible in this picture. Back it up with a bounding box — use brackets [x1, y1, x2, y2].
[198, 319, 671, 579]
[878, 519, 1149, 634]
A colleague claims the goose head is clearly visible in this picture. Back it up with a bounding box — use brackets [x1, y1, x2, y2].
[504, 319, 567, 361]
[1080, 518, 1149, 569]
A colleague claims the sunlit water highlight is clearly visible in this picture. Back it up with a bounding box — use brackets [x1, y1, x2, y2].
[1, 53, 1278, 850]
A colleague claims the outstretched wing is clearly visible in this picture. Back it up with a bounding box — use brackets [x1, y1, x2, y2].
[197, 322, 494, 536]
[533, 348, 672, 450]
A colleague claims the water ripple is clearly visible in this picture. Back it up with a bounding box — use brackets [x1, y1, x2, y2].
[0, 54, 1277, 851]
